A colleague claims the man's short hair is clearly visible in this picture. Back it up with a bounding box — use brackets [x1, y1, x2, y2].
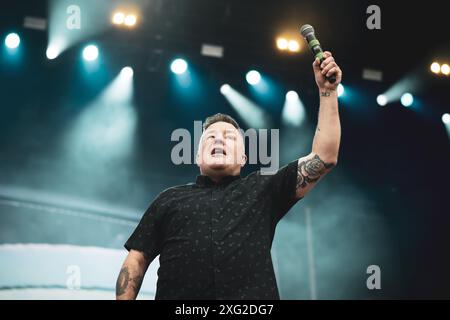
[203, 113, 240, 131]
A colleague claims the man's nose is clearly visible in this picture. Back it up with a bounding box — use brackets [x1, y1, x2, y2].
[213, 137, 225, 145]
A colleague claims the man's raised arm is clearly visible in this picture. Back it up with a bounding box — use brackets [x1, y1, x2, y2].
[295, 51, 342, 200]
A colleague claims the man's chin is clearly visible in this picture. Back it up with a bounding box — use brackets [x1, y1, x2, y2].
[206, 162, 228, 170]
[203, 158, 238, 171]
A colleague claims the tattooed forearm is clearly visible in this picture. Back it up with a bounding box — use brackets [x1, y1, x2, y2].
[297, 154, 335, 189]
[116, 266, 130, 296]
[116, 266, 144, 298]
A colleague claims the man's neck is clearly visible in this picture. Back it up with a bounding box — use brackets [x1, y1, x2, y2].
[201, 170, 240, 183]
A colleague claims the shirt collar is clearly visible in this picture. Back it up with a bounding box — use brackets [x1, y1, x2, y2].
[195, 174, 241, 187]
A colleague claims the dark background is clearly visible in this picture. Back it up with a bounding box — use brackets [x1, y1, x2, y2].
[0, 0, 449, 299]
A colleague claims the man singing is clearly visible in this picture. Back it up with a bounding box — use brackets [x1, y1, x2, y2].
[116, 51, 342, 299]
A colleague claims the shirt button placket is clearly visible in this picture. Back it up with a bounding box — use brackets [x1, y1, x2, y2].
[211, 186, 224, 286]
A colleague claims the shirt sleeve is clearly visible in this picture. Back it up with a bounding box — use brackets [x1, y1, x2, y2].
[124, 198, 163, 263]
[260, 159, 300, 225]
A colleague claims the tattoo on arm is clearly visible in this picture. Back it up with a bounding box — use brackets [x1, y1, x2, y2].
[320, 88, 336, 97]
[116, 266, 144, 298]
[297, 154, 335, 189]
[116, 266, 130, 296]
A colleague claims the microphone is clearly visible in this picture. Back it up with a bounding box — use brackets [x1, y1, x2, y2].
[300, 24, 336, 84]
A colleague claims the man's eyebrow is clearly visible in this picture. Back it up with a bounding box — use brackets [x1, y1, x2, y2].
[203, 128, 239, 137]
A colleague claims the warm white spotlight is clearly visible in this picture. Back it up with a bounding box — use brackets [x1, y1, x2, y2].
[287, 40, 300, 52]
[46, 46, 59, 60]
[121, 66, 134, 78]
[112, 12, 125, 25]
[400, 93, 414, 107]
[337, 83, 345, 97]
[246, 70, 261, 85]
[442, 113, 450, 124]
[441, 64, 450, 76]
[286, 90, 299, 101]
[5, 33, 20, 49]
[124, 14, 137, 27]
[276, 38, 288, 50]
[430, 62, 441, 74]
[377, 94, 387, 106]
[170, 58, 188, 75]
[220, 84, 231, 95]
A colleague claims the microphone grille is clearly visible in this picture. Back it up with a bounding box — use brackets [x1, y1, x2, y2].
[300, 24, 315, 38]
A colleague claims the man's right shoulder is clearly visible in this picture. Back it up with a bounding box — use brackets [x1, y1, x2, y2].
[152, 183, 195, 203]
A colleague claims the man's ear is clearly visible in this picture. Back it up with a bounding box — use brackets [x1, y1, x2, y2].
[240, 154, 247, 167]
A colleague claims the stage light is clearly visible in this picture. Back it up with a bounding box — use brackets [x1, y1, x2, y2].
[68, 68, 137, 160]
[24, 16, 46, 31]
[201, 44, 224, 58]
[220, 86, 268, 128]
[112, 10, 138, 28]
[286, 90, 299, 102]
[337, 84, 345, 97]
[276, 35, 301, 53]
[5, 33, 20, 49]
[82, 44, 99, 61]
[220, 84, 231, 95]
[48, 1, 111, 62]
[170, 58, 188, 75]
[112, 12, 125, 25]
[400, 93, 413, 107]
[287, 40, 300, 52]
[442, 113, 450, 124]
[362, 68, 383, 81]
[276, 38, 288, 50]
[124, 14, 137, 27]
[441, 64, 450, 76]
[246, 70, 261, 85]
[283, 90, 305, 127]
[46, 46, 59, 60]
[377, 94, 387, 106]
[121, 66, 134, 78]
[430, 62, 441, 74]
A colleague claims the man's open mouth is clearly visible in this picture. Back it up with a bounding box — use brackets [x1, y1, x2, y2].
[211, 147, 226, 156]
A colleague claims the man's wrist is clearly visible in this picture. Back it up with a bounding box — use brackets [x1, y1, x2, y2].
[319, 88, 338, 98]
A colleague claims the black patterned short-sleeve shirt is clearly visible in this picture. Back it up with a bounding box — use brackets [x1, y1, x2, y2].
[124, 160, 300, 299]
